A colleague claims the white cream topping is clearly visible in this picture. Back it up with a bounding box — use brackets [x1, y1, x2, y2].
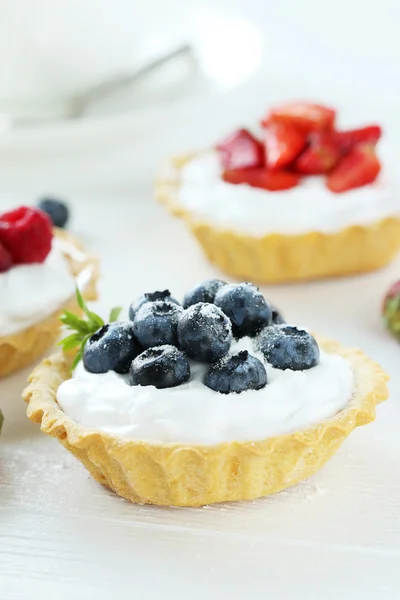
[0, 238, 76, 336]
[178, 151, 400, 235]
[57, 337, 354, 446]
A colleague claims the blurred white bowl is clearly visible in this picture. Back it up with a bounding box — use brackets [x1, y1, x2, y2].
[0, 0, 194, 120]
[0, 0, 264, 127]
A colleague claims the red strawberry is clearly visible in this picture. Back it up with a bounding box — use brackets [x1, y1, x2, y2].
[385, 280, 400, 301]
[216, 129, 264, 170]
[334, 125, 382, 154]
[0, 206, 53, 264]
[382, 280, 400, 339]
[295, 132, 341, 174]
[223, 168, 300, 191]
[264, 123, 307, 171]
[264, 102, 336, 133]
[0, 242, 13, 273]
[326, 144, 381, 193]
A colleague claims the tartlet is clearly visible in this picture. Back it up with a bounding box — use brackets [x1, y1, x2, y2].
[23, 282, 388, 507]
[156, 103, 400, 283]
[156, 156, 400, 283]
[0, 228, 98, 377]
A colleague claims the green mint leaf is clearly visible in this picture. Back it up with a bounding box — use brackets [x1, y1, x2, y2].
[59, 289, 102, 338]
[109, 306, 122, 322]
[75, 286, 93, 321]
[58, 333, 84, 351]
[60, 311, 91, 334]
[75, 286, 86, 311]
[59, 288, 125, 372]
[71, 348, 84, 371]
[88, 311, 104, 330]
[70, 333, 92, 370]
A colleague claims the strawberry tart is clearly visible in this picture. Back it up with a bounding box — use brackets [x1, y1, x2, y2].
[0, 206, 98, 377]
[156, 101, 400, 283]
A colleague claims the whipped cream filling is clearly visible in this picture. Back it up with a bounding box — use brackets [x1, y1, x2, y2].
[0, 238, 77, 336]
[178, 151, 400, 236]
[57, 337, 354, 446]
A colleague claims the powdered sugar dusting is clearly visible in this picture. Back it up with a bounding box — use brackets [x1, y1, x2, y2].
[183, 279, 226, 307]
[178, 302, 232, 340]
[135, 299, 183, 320]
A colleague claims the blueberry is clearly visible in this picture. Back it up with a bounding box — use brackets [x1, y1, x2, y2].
[133, 300, 183, 348]
[271, 305, 286, 325]
[130, 345, 190, 389]
[37, 197, 69, 228]
[129, 289, 180, 321]
[183, 279, 226, 308]
[205, 350, 267, 394]
[83, 321, 141, 374]
[214, 283, 272, 338]
[177, 302, 232, 363]
[257, 325, 319, 371]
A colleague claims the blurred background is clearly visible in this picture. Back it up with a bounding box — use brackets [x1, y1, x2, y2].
[0, 0, 399, 198]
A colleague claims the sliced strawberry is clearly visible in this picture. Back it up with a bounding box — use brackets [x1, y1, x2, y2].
[326, 144, 381, 193]
[264, 123, 307, 171]
[384, 280, 400, 303]
[223, 168, 300, 191]
[295, 132, 341, 174]
[216, 129, 264, 170]
[0, 242, 13, 273]
[382, 280, 400, 339]
[264, 102, 336, 133]
[334, 125, 382, 154]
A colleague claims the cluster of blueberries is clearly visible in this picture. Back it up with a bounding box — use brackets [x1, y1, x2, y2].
[83, 280, 320, 394]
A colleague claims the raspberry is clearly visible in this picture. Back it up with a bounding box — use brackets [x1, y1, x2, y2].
[0, 242, 13, 273]
[0, 206, 53, 264]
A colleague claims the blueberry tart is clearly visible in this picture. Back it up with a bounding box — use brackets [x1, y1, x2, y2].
[24, 281, 388, 506]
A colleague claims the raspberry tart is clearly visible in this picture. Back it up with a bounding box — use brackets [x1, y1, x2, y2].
[24, 281, 388, 507]
[0, 206, 98, 377]
[156, 102, 400, 283]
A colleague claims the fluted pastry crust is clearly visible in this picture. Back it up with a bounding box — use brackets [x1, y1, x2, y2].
[23, 337, 388, 507]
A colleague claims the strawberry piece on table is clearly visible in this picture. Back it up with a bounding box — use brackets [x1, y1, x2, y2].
[326, 144, 381, 193]
[295, 132, 341, 174]
[264, 102, 336, 133]
[216, 129, 264, 170]
[264, 122, 307, 170]
[334, 125, 382, 154]
[382, 280, 400, 340]
[0, 206, 53, 264]
[223, 168, 300, 191]
[0, 242, 13, 273]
